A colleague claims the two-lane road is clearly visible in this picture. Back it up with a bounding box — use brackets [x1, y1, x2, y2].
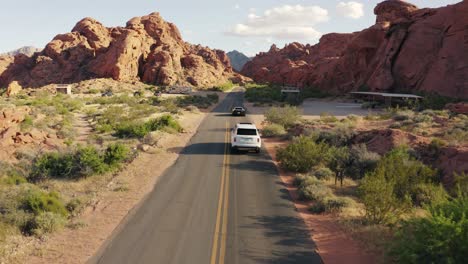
[92, 91, 322, 264]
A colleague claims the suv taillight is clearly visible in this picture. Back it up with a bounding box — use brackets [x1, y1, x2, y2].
[234, 137, 236, 142]
[257, 138, 260, 142]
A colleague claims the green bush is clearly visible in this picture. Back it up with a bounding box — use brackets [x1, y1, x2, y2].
[20, 115, 33, 132]
[22, 189, 68, 217]
[30, 212, 66, 236]
[245, 83, 282, 103]
[299, 183, 333, 201]
[389, 196, 468, 263]
[311, 167, 334, 180]
[420, 93, 457, 110]
[104, 143, 129, 166]
[212, 81, 234, 92]
[115, 115, 182, 138]
[324, 197, 354, 213]
[2, 174, 27, 185]
[412, 184, 448, 207]
[66, 198, 84, 217]
[315, 126, 356, 147]
[75, 146, 108, 176]
[30, 144, 130, 181]
[320, 112, 338, 123]
[359, 147, 438, 224]
[277, 136, 332, 173]
[262, 123, 286, 137]
[265, 106, 300, 128]
[175, 95, 218, 109]
[346, 144, 380, 180]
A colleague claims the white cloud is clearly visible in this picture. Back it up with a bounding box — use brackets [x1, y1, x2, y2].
[336, 2, 364, 19]
[227, 4, 329, 41]
[235, 4, 240, 9]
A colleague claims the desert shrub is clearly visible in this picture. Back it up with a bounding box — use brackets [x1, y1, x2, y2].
[2, 174, 27, 185]
[453, 172, 468, 197]
[75, 146, 108, 176]
[293, 175, 320, 188]
[22, 189, 68, 217]
[115, 115, 182, 139]
[346, 114, 360, 122]
[445, 127, 468, 145]
[30, 212, 66, 236]
[346, 144, 380, 180]
[264, 106, 300, 128]
[66, 198, 84, 217]
[412, 113, 433, 124]
[299, 181, 333, 201]
[308, 202, 326, 214]
[212, 81, 234, 92]
[420, 93, 456, 110]
[245, 83, 282, 103]
[30, 144, 129, 181]
[262, 123, 286, 137]
[30, 152, 76, 181]
[320, 112, 338, 123]
[277, 136, 332, 173]
[427, 138, 447, 158]
[412, 184, 448, 207]
[315, 126, 356, 147]
[311, 167, 334, 180]
[389, 122, 402, 129]
[359, 147, 438, 224]
[20, 115, 33, 132]
[104, 143, 129, 166]
[389, 196, 468, 263]
[115, 121, 150, 138]
[324, 197, 354, 213]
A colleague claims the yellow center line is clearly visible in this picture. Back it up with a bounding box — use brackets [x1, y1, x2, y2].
[219, 126, 230, 263]
[210, 121, 230, 264]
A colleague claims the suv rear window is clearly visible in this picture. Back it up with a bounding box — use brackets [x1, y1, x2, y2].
[237, 128, 257, 135]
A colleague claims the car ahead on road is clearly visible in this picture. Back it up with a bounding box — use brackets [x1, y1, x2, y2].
[231, 107, 246, 116]
[231, 123, 261, 153]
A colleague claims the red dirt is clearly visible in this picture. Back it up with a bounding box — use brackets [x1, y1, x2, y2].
[263, 137, 377, 264]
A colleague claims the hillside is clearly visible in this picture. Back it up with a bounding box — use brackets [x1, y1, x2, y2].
[0, 13, 243, 89]
[242, 0, 468, 99]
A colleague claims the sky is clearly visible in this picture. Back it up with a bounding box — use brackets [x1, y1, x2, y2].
[0, 0, 461, 56]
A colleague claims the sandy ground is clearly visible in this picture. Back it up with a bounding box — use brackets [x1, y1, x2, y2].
[262, 138, 378, 264]
[7, 98, 223, 264]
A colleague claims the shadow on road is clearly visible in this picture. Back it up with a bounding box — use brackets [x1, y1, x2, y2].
[241, 215, 321, 264]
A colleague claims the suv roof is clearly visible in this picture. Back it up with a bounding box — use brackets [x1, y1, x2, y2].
[235, 123, 257, 129]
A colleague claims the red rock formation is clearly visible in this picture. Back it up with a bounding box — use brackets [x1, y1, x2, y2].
[242, 0, 468, 99]
[0, 13, 241, 88]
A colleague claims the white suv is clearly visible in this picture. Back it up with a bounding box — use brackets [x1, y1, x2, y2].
[231, 123, 261, 153]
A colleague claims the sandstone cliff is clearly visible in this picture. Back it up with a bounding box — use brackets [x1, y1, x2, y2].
[0, 13, 240, 88]
[242, 0, 468, 99]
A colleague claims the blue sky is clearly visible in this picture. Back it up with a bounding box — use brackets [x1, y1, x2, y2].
[0, 0, 461, 56]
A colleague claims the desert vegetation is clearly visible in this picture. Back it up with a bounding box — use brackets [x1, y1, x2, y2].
[0, 82, 218, 258]
[265, 102, 468, 261]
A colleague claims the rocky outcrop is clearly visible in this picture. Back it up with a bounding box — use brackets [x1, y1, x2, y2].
[0, 13, 240, 88]
[227, 50, 251, 72]
[0, 107, 62, 162]
[6, 81, 22, 97]
[242, 0, 468, 99]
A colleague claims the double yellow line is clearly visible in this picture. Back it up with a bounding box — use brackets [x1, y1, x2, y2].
[210, 121, 231, 264]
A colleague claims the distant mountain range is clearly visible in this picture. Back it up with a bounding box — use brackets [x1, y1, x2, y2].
[1, 46, 42, 57]
[227, 50, 251, 72]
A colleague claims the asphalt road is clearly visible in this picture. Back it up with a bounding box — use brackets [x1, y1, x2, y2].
[92, 90, 322, 264]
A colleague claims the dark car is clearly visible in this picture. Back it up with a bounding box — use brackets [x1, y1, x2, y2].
[232, 107, 246, 116]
